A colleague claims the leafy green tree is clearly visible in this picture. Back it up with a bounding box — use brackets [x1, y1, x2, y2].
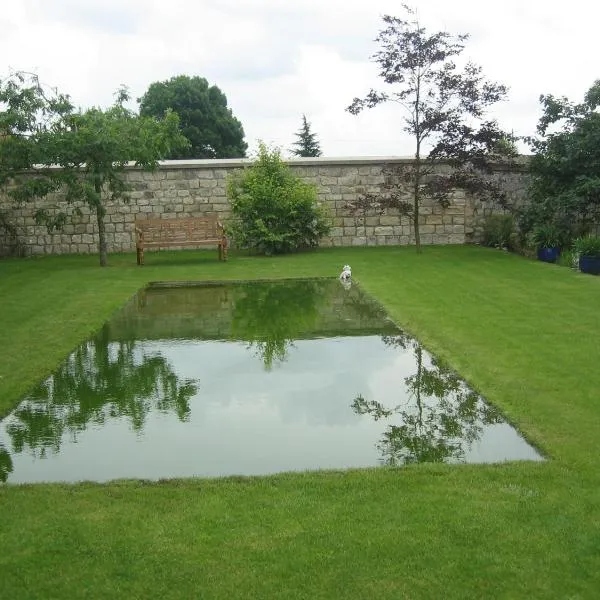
[347, 6, 511, 252]
[0, 72, 75, 213]
[139, 75, 248, 159]
[290, 114, 322, 157]
[0, 74, 187, 267]
[227, 143, 330, 255]
[520, 81, 600, 239]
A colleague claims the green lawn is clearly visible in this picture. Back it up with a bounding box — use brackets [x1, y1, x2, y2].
[1, 246, 599, 599]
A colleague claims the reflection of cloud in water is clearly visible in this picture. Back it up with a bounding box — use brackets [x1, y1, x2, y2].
[153, 336, 404, 427]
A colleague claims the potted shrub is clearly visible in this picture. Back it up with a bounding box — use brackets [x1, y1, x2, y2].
[532, 224, 561, 263]
[573, 235, 600, 275]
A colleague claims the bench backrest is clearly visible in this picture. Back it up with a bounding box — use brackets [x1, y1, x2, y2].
[135, 216, 223, 244]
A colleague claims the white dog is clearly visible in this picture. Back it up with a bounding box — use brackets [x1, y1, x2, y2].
[339, 264, 352, 281]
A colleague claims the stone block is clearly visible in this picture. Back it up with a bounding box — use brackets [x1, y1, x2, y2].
[374, 226, 394, 236]
[199, 179, 218, 188]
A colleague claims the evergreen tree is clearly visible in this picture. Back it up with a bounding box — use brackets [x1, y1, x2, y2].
[291, 114, 322, 157]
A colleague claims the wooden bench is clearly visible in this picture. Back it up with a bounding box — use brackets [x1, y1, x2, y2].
[135, 216, 228, 265]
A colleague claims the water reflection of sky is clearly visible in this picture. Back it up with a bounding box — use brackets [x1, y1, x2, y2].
[0, 335, 542, 484]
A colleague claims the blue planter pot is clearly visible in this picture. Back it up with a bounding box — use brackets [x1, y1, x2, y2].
[537, 247, 560, 263]
[579, 255, 600, 275]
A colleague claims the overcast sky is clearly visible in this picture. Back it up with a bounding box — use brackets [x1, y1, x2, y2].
[2, 0, 597, 157]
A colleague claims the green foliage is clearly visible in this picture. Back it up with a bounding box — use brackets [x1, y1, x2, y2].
[227, 144, 330, 255]
[0, 75, 187, 266]
[481, 214, 516, 249]
[573, 235, 600, 258]
[139, 75, 248, 159]
[532, 223, 561, 249]
[523, 80, 600, 238]
[290, 114, 322, 157]
[231, 280, 321, 370]
[491, 135, 519, 157]
[0, 72, 75, 200]
[557, 249, 578, 269]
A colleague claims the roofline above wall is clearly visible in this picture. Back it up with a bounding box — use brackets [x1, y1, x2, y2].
[148, 156, 417, 169]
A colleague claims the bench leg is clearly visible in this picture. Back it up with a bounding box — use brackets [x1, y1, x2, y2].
[222, 238, 228, 261]
[137, 247, 144, 266]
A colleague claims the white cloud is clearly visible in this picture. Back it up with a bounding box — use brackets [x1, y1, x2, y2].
[1, 0, 599, 156]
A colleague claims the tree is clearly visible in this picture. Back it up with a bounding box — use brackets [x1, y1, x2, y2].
[227, 143, 330, 255]
[347, 5, 511, 252]
[138, 75, 248, 159]
[519, 81, 600, 240]
[290, 114, 322, 157]
[0, 74, 187, 266]
[0, 72, 75, 221]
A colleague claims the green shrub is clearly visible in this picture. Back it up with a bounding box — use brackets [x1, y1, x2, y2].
[226, 144, 330, 255]
[557, 249, 579, 269]
[481, 214, 517, 250]
[532, 223, 561, 249]
[573, 235, 600, 258]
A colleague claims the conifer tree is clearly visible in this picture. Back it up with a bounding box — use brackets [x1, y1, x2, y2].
[290, 114, 322, 157]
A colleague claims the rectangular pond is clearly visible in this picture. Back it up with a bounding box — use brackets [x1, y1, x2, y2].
[0, 279, 543, 484]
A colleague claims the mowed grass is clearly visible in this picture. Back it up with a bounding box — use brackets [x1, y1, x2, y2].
[1, 245, 599, 599]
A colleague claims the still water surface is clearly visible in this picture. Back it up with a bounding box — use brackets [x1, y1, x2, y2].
[0, 279, 542, 483]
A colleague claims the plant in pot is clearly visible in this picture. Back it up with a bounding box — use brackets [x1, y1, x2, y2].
[532, 224, 561, 263]
[573, 235, 600, 275]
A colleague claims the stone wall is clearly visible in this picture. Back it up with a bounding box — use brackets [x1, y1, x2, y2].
[0, 156, 531, 257]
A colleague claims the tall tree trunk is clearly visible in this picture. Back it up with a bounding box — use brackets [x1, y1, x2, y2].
[94, 181, 107, 267]
[413, 151, 422, 254]
[414, 69, 422, 254]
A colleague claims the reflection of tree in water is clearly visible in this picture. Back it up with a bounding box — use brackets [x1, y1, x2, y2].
[231, 280, 322, 370]
[0, 443, 13, 483]
[352, 334, 503, 465]
[5, 326, 197, 459]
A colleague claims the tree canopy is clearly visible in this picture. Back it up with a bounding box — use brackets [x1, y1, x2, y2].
[520, 81, 600, 239]
[0, 73, 187, 266]
[347, 6, 512, 252]
[290, 114, 322, 157]
[138, 75, 248, 160]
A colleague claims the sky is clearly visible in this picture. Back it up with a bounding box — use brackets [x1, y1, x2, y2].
[1, 0, 598, 157]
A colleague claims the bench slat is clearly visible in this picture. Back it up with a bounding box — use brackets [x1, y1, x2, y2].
[135, 216, 227, 265]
